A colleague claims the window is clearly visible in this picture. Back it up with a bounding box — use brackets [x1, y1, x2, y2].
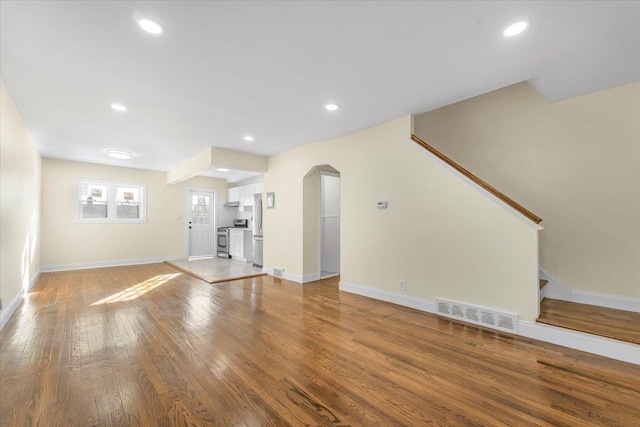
[75, 179, 146, 223]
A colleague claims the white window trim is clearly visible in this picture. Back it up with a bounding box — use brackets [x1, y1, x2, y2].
[74, 178, 147, 224]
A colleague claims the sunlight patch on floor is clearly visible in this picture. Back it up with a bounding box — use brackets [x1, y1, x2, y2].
[90, 273, 181, 305]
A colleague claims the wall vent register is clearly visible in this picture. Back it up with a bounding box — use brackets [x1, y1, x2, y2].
[436, 298, 518, 333]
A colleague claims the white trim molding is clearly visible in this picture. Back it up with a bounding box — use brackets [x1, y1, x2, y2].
[262, 267, 304, 284]
[571, 290, 640, 313]
[519, 321, 639, 365]
[339, 281, 436, 314]
[41, 256, 184, 273]
[0, 269, 41, 331]
[540, 267, 640, 313]
[303, 273, 321, 283]
[339, 280, 639, 365]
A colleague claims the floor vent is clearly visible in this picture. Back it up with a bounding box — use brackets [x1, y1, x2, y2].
[435, 298, 518, 334]
[273, 268, 284, 278]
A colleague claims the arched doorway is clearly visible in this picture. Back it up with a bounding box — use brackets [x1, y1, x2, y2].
[302, 165, 340, 282]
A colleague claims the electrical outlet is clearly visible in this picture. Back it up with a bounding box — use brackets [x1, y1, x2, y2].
[400, 280, 406, 291]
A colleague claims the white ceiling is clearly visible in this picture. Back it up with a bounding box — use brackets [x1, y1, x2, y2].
[2, 1, 638, 176]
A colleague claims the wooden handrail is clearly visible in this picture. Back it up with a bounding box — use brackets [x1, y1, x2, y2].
[411, 134, 542, 224]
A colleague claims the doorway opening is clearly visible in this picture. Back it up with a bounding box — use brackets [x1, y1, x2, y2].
[187, 189, 215, 259]
[320, 172, 340, 278]
[302, 165, 340, 282]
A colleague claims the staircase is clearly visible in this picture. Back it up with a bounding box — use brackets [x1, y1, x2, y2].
[538, 280, 640, 345]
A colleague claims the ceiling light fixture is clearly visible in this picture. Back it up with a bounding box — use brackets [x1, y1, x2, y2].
[216, 167, 230, 172]
[110, 104, 127, 111]
[107, 150, 133, 159]
[243, 136, 254, 142]
[138, 19, 164, 35]
[503, 21, 528, 37]
[325, 104, 339, 111]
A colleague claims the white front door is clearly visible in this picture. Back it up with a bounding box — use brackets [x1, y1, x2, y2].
[188, 191, 215, 258]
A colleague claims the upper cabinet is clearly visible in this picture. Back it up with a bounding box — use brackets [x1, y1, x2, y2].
[228, 181, 263, 211]
[228, 187, 241, 204]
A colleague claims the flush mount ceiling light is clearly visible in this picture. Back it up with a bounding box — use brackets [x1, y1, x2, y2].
[107, 150, 133, 159]
[504, 21, 528, 37]
[216, 167, 230, 172]
[243, 136, 254, 142]
[138, 19, 164, 35]
[110, 104, 127, 111]
[325, 103, 339, 111]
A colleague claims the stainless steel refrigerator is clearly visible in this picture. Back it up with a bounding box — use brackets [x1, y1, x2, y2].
[252, 192, 263, 268]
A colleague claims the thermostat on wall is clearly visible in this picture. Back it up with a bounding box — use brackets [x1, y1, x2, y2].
[377, 201, 388, 209]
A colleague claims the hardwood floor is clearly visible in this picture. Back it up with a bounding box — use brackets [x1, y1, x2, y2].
[538, 298, 640, 345]
[1, 263, 639, 426]
[165, 257, 265, 283]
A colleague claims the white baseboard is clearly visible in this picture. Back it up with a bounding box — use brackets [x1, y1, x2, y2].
[0, 269, 41, 332]
[519, 321, 639, 365]
[283, 272, 303, 283]
[41, 255, 184, 273]
[303, 273, 321, 283]
[261, 267, 304, 284]
[540, 267, 639, 313]
[571, 289, 640, 313]
[339, 280, 639, 365]
[339, 281, 436, 313]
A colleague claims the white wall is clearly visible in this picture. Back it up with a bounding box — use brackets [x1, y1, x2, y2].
[41, 159, 227, 268]
[415, 82, 640, 298]
[0, 82, 41, 326]
[264, 116, 540, 321]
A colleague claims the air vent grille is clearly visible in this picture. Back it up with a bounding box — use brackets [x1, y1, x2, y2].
[273, 268, 284, 278]
[435, 298, 518, 333]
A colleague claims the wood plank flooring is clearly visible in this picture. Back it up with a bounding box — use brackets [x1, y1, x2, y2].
[165, 257, 265, 283]
[538, 298, 640, 345]
[1, 263, 639, 426]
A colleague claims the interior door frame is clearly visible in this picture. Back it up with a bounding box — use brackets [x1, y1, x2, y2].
[185, 187, 218, 259]
[318, 171, 340, 278]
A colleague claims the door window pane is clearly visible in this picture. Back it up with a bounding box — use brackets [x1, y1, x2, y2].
[191, 194, 211, 226]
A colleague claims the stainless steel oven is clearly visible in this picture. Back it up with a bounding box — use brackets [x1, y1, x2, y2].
[217, 227, 230, 258]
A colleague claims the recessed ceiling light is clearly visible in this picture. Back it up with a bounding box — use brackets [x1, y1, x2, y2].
[107, 150, 133, 159]
[243, 136, 254, 142]
[503, 21, 528, 37]
[216, 167, 230, 172]
[110, 104, 127, 111]
[325, 104, 339, 111]
[138, 19, 164, 35]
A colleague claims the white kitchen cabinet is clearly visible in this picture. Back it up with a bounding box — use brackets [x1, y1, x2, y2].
[242, 185, 252, 207]
[228, 187, 240, 203]
[228, 181, 264, 211]
[229, 228, 253, 262]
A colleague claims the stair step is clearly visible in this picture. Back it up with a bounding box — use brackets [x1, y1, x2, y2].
[539, 279, 548, 290]
[537, 299, 640, 345]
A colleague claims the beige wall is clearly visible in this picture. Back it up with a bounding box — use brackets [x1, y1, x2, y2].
[415, 81, 640, 298]
[303, 170, 321, 277]
[264, 116, 540, 321]
[41, 159, 227, 267]
[1, 83, 41, 311]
